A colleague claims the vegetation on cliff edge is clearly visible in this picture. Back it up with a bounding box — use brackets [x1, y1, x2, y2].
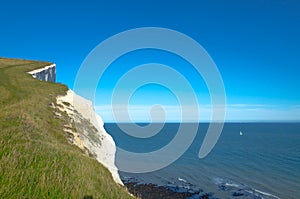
[0, 58, 133, 198]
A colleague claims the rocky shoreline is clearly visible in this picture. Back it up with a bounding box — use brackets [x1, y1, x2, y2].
[122, 178, 214, 199]
[122, 177, 281, 199]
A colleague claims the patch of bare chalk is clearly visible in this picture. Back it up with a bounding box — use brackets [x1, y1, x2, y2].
[56, 90, 123, 185]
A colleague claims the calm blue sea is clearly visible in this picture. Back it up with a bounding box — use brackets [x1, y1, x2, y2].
[104, 123, 300, 199]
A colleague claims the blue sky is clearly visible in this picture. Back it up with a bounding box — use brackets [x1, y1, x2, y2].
[1, 0, 300, 122]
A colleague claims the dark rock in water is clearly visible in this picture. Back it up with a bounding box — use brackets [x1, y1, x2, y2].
[124, 182, 206, 199]
[124, 182, 191, 199]
[199, 193, 211, 199]
[232, 191, 244, 197]
[122, 176, 217, 199]
[198, 192, 217, 199]
[218, 184, 231, 191]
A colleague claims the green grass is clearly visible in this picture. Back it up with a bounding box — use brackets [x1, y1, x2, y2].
[0, 58, 133, 199]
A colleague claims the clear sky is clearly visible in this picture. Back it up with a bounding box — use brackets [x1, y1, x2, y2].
[1, 0, 300, 122]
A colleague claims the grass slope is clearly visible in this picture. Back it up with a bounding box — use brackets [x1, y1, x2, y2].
[0, 58, 133, 199]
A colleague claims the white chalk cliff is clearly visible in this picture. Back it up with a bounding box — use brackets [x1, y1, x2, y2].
[28, 64, 56, 82]
[28, 64, 123, 185]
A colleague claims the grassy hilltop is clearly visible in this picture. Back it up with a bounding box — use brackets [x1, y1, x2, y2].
[0, 58, 133, 198]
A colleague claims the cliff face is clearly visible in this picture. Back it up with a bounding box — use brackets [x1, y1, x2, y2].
[56, 90, 123, 185]
[28, 64, 56, 82]
[28, 64, 122, 185]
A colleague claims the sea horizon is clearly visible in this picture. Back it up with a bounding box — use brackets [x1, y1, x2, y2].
[105, 122, 300, 199]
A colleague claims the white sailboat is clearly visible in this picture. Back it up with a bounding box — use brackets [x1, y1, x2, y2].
[240, 131, 243, 136]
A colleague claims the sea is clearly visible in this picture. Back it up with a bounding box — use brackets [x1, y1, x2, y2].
[104, 123, 300, 199]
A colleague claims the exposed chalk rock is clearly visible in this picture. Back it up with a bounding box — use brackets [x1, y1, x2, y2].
[28, 64, 56, 82]
[56, 90, 123, 185]
[28, 64, 123, 185]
